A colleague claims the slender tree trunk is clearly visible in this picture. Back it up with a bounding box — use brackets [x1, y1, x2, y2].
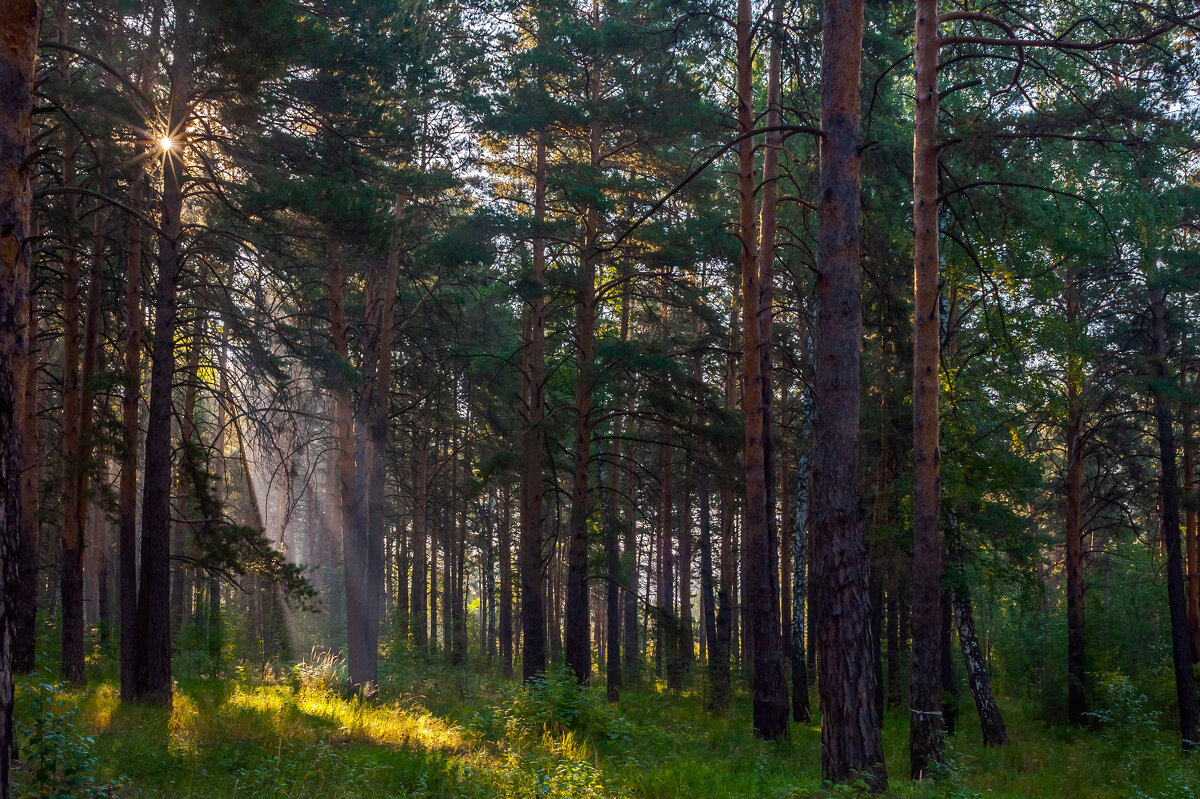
[119, 3, 161, 699]
[501, 484, 513, 675]
[909, 0, 944, 777]
[814, 0, 885, 784]
[565, 107, 601, 685]
[709, 290, 738, 711]
[949, 534, 1006, 745]
[660, 438, 680, 689]
[0, 3, 39, 792]
[1148, 286, 1199, 751]
[412, 434, 429, 652]
[792, 386, 812, 723]
[135, 45, 189, 705]
[606, 418, 624, 699]
[14, 270, 37, 675]
[55, 3, 87, 685]
[520, 131, 548, 682]
[1065, 341, 1088, 725]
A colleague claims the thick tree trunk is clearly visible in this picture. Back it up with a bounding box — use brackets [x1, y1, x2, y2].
[520, 131, 548, 682]
[1148, 287, 1199, 751]
[0, 3, 39, 792]
[135, 51, 189, 705]
[909, 0, 944, 778]
[738, 0, 787, 741]
[814, 0, 885, 785]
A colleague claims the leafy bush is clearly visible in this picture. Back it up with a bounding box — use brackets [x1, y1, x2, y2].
[475, 665, 631, 751]
[17, 682, 121, 798]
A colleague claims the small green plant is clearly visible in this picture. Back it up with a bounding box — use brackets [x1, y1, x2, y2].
[477, 665, 631, 751]
[18, 682, 120, 798]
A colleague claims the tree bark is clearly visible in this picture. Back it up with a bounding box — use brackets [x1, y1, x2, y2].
[134, 43, 189, 705]
[909, 0, 944, 777]
[55, 2, 87, 685]
[1182, 373, 1199, 662]
[412, 434, 429, 652]
[737, 0, 787, 741]
[0, 2, 39, 792]
[814, 0, 885, 784]
[1149, 286, 1199, 751]
[1065, 340, 1088, 725]
[520, 131, 548, 682]
[792, 387, 812, 723]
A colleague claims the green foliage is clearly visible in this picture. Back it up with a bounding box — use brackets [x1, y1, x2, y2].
[17, 683, 121, 799]
[474, 665, 632, 751]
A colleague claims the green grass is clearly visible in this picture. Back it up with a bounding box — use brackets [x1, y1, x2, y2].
[12, 656, 1198, 798]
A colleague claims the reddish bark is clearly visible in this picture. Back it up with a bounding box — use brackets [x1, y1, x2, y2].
[813, 0, 886, 785]
[0, 2, 40, 792]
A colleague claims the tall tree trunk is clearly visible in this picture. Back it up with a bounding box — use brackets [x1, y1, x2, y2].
[565, 105, 601, 685]
[660, 438, 680, 689]
[120, 1, 161, 699]
[1182, 375, 1199, 662]
[709, 288, 739, 710]
[909, 0, 944, 777]
[737, 0, 787, 741]
[14, 268, 37, 675]
[1148, 286, 1199, 751]
[606, 417, 624, 699]
[1065, 336, 1088, 725]
[792, 385, 812, 723]
[520, 130, 548, 682]
[55, 3, 87, 685]
[135, 44, 189, 705]
[411, 434, 428, 652]
[171, 316, 203, 636]
[0, 3, 40, 792]
[814, 0, 885, 784]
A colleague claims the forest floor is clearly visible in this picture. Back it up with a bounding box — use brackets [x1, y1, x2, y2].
[12, 652, 1198, 799]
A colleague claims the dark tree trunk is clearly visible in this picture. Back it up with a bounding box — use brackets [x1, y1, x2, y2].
[1183, 380, 1200, 662]
[1149, 287, 1199, 751]
[1065, 344, 1088, 725]
[660, 439, 680, 690]
[520, 131, 548, 683]
[738, 0, 787, 740]
[606, 422, 624, 700]
[565, 107, 601, 686]
[792, 435, 811, 723]
[134, 50, 189, 705]
[55, 4, 86, 685]
[813, 0, 885, 784]
[412, 435, 429, 652]
[0, 3, 39, 793]
[709, 295, 738, 711]
[14, 274, 37, 675]
[940, 583, 957, 736]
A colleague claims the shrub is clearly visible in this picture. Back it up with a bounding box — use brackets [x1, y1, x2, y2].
[17, 682, 121, 799]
